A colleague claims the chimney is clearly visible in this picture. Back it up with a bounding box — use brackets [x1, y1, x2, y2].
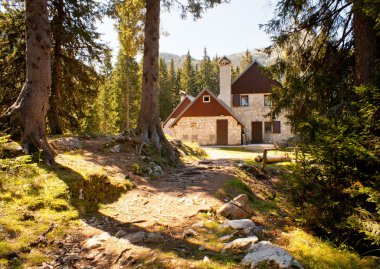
[218, 57, 232, 107]
[179, 90, 187, 102]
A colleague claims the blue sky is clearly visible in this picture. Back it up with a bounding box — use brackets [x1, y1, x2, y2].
[96, 0, 277, 59]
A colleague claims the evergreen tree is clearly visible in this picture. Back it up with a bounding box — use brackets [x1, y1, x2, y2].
[96, 50, 141, 133]
[0, 2, 25, 114]
[158, 58, 172, 120]
[264, 0, 380, 249]
[232, 66, 240, 80]
[168, 59, 180, 107]
[180, 51, 196, 96]
[240, 49, 253, 70]
[209, 55, 220, 95]
[198, 48, 213, 92]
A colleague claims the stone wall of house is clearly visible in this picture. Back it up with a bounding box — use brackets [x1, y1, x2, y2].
[232, 94, 293, 144]
[163, 118, 175, 137]
[171, 116, 241, 145]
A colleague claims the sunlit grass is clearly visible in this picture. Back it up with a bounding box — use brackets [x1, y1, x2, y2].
[284, 229, 378, 269]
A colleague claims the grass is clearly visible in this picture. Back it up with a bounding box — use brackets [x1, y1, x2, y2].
[0, 138, 134, 268]
[284, 229, 378, 269]
[215, 177, 279, 215]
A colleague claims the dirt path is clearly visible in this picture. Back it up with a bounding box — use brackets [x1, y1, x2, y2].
[48, 138, 250, 269]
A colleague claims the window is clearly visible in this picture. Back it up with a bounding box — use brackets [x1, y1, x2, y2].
[264, 122, 272, 132]
[203, 95, 210, 103]
[273, 121, 281, 133]
[264, 95, 272, 106]
[241, 95, 249, 107]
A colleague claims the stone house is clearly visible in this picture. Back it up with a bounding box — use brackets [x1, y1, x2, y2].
[163, 57, 293, 145]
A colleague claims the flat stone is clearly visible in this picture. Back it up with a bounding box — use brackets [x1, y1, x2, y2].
[122, 232, 146, 243]
[218, 234, 235, 242]
[115, 230, 127, 238]
[203, 256, 210, 262]
[97, 232, 111, 241]
[221, 236, 259, 253]
[183, 228, 198, 238]
[221, 219, 255, 230]
[82, 237, 102, 250]
[242, 241, 303, 269]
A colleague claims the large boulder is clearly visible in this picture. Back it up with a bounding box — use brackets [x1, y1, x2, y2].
[217, 194, 254, 219]
[241, 241, 303, 269]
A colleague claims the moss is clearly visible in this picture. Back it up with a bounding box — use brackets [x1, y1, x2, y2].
[131, 163, 143, 175]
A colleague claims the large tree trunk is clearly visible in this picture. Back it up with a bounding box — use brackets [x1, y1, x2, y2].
[353, 6, 378, 85]
[48, 0, 64, 135]
[0, 0, 56, 163]
[135, 0, 178, 164]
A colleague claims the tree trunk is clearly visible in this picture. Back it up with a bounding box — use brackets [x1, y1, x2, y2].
[135, 0, 178, 164]
[353, 5, 378, 85]
[0, 0, 57, 163]
[48, 0, 64, 135]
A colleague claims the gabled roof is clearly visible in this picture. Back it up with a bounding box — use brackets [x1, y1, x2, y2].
[219, 56, 232, 65]
[169, 88, 245, 128]
[163, 95, 194, 126]
[231, 60, 281, 94]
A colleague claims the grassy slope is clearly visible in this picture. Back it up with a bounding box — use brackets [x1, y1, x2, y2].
[210, 147, 377, 269]
[0, 136, 133, 269]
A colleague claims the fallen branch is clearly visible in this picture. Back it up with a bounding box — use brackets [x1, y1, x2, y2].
[113, 247, 131, 264]
[30, 223, 55, 247]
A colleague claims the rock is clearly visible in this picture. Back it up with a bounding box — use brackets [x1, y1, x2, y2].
[82, 237, 102, 250]
[145, 233, 164, 243]
[244, 225, 265, 239]
[242, 241, 303, 269]
[218, 234, 235, 242]
[221, 219, 256, 230]
[110, 144, 122, 153]
[97, 232, 110, 240]
[203, 256, 210, 263]
[217, 194, 254, 219]
[192, 221, 204, 228]
[114, 134, 127, 142]
[183, 228, 198, 238]
[199, 246, 205, 251]
[115, 230, 127, 238]
[6, 251, 20, 260]
[122, 232, 146, 243]
[221, 236, 259, 253]
[50, 137, 82, 152]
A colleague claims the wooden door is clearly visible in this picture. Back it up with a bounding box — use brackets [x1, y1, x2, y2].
[251, 121, 263, 143]
[216, 119, 228, 145]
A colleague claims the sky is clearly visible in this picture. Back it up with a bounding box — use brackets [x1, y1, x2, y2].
[96, 0, 277, 60]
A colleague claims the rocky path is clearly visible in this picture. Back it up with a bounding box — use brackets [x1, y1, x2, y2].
[39, 138, 301, 269]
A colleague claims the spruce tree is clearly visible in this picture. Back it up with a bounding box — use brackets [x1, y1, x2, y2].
[198, 48, 213, 92]
[158, 58, 172, 120]
[240, 49, 253, 70]
[180, 51, 196, 96]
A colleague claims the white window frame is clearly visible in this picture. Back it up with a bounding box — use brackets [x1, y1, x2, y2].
[264, 95, 272, 107]
[241, 95, 249, 107]
[203, 95, 211, 103]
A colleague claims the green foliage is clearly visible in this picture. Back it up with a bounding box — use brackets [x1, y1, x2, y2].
[0, 2, 25, 114]
[159, 58, 173, 119]
[263, 0, 380, 251]
[180, 51, 197, 96]
[239, 49, 253, 71]
[95, 50, 141, 133]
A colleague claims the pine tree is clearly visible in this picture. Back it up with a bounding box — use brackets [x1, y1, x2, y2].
[240, 49, 253, 70]
[0, 0, 57, 162]
[209, 55, 220, 95]
[158, 58, 172, 120]
[168, 59, 180, 108]
[180, 51, 196, 96]
[198, 48, 213, 92]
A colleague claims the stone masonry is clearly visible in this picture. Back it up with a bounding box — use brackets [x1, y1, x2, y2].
[232, 94, 293, 144]
[172, 116, 242, 145]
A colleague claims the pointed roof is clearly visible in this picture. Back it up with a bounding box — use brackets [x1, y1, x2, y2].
[163, 95, 194, 126]
[169, 88, 245, 128]
[232, 60, 281, 94]
[219, 56, 232, 66]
